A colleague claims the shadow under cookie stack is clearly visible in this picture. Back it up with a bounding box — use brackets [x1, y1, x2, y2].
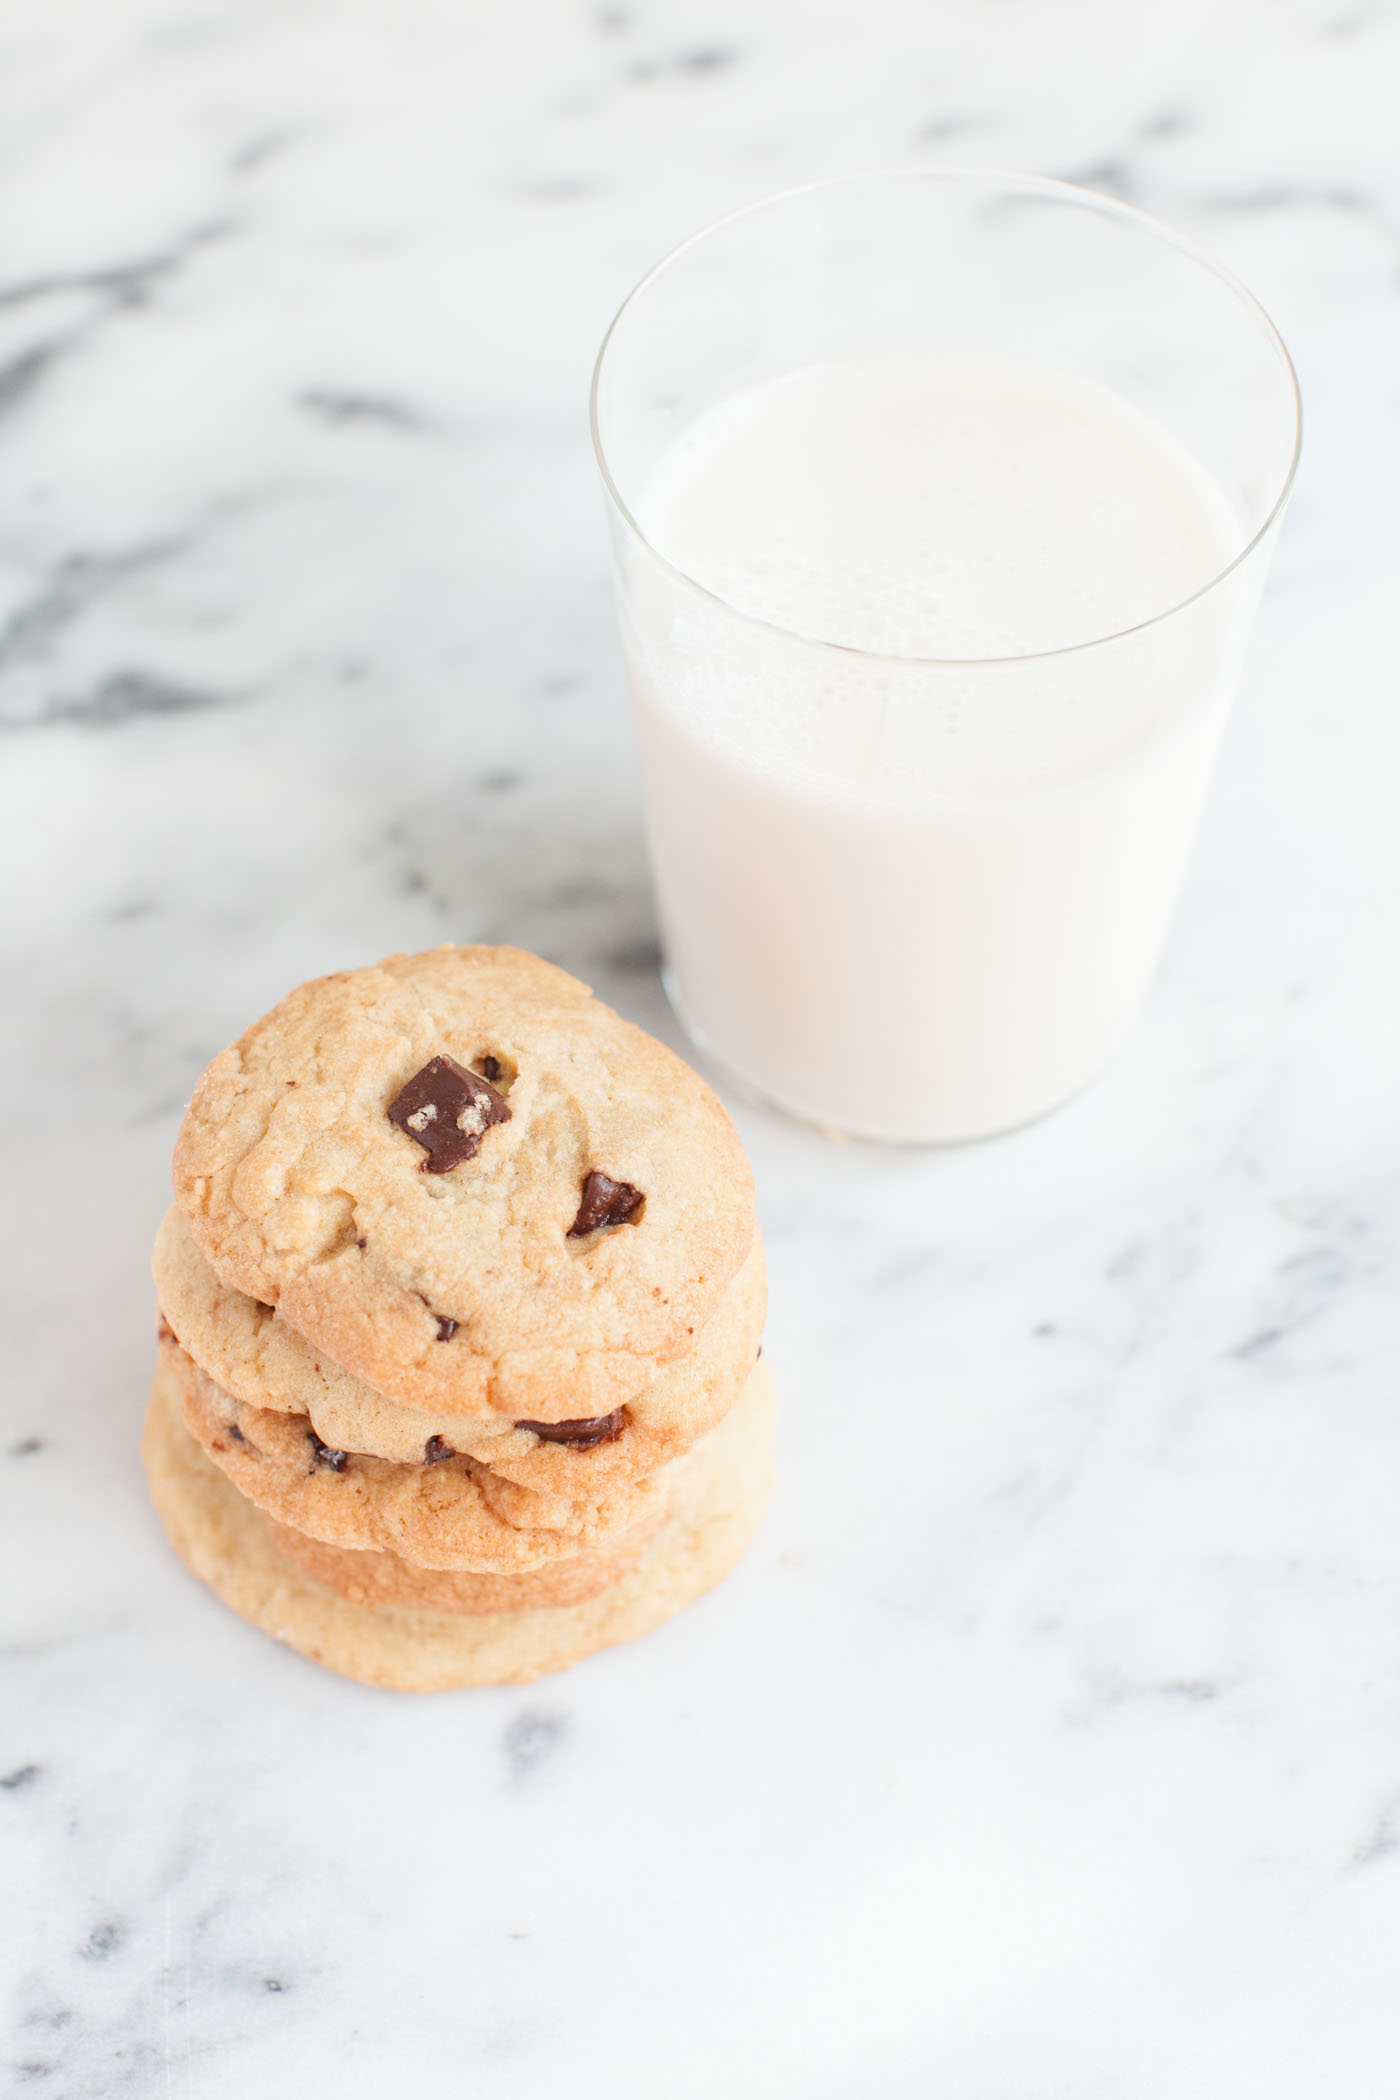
[144, 945, 772, 1692]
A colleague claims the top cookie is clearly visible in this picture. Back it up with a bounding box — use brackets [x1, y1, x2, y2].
[172, 946, 754, 1420]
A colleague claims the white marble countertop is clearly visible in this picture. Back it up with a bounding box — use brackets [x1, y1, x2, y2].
[3, 1, 1399, 2093]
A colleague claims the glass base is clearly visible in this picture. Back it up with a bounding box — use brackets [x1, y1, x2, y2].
[661, 965, 1117, 1151]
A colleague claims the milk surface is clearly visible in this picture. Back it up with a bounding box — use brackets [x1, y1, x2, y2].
[622, 354, 1248, 1141]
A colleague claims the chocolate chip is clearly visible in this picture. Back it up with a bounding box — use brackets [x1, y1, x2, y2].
[423, 1435, 456, 1465]
[156, 1315, 175, 1343]
[227, 1422, 248, 1445]
[515, 1408, 627, 1449]
[478, 1055, 503, 1082]
[568, 1171, 645, 1237]
[355, 1236, 367, 1249]
[387, 1055, 511, 1174]
[307, 1430, 348, 1473]
[414, 1291, 457, 1342]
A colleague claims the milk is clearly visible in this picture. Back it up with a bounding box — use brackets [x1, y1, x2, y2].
[618, 354, 1251, 1142]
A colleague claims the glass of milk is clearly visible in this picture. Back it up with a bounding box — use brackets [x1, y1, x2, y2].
[591, 172, 1300, 1144]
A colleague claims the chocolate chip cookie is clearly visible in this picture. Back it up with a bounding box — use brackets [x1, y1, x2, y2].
[148, 941, 774, 1687]
[172, 945, 755, 1421]
[154, 1205, 765, 1493]
[143, 1356, 776, 1690]
[163, 1331, 666, 1575]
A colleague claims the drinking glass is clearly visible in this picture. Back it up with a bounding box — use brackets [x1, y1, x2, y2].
[591, 172, 1300, 1144]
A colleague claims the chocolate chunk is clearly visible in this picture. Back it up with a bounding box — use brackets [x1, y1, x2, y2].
[387, 1055, 511, 1174]
[307, 1430, 348, 1473]
[478, 1055, 503, 1082]
[423, 1434, 456, 1465]
[515, 1408, 627, 1449]
[567, 1171, 645, 1237]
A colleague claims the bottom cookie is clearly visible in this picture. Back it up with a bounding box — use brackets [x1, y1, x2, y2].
[142, 1357, 775, 1691]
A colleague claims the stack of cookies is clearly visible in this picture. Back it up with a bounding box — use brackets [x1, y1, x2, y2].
[144, 945, 772, 1691]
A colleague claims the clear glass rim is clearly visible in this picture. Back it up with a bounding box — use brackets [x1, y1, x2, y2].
[589, 168, 1303, 670]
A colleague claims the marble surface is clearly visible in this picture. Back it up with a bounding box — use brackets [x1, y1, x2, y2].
[2, 0, 1399, 2092]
